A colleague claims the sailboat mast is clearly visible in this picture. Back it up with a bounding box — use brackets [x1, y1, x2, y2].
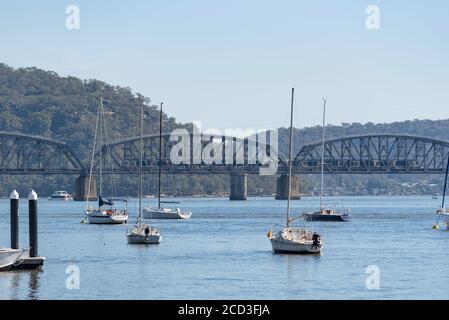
[86, 100, 101, 210]
[286, 88, 295, 227]
[138, 102, 143, 221]
[99, 96, 103, 198]
[158, 103, 163, 209]
[320, 98, 327, 209]
[442, 153, 449, 209]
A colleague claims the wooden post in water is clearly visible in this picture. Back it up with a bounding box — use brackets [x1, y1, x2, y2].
[28, 190, 38, 258]
[10, 190, 19, 249]
[9, 189, 45, 270]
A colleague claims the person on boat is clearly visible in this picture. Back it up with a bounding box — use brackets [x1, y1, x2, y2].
[312, 233, 321, 248]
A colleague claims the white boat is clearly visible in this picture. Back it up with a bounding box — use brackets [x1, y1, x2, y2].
[48, 190, 73, 201]
[0, 248, 26, 270]
[143, 206, 191, 220]
[302, 98, 351, 222]
[85, 197, 129, 224]
[267, 88, 323, 254]
[433, 156, 449, 230]
[143, 103, 191, 220]
[126, 102, 161, 244]
[268, 227, 323, 254]
[82, 96, 128, 225]
[436, 208, 449, 230]
[126, 224, 162, 244]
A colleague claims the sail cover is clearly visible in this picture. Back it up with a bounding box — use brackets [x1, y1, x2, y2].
[99, 196, 113, 207]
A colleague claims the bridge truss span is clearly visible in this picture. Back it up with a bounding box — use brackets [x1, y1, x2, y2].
[0, 132, 86, 174]
[97, 132, 277, 175]
[295, 134, 449, 174]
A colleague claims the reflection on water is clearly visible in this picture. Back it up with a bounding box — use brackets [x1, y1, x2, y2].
[27, 271, 40, 300]
[0, 270, 40, 300]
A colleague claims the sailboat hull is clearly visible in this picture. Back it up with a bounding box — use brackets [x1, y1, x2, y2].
[126, 234, 162, 244]
[86, 210, 128, 224]
[270, 238, 322, 254]
[143, 208, 191, 220]
[126, 224, 162, 244]
[268, 228, 323, 254]
[303, 213, 351, 222]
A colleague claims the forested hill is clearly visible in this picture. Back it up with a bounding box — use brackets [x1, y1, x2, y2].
[0, 63, 188, 162]
[0, 63, 448, 197]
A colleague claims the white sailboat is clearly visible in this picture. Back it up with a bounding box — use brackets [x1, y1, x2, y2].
[0, 248, 26, 270]
[267, 88, 324, 254]
[126, 102, 162, 244]
[84, 96, 128, 224]
[303, 98, 351, 222]
[143, 103, 191, 220]
[433, 153, 449, 230]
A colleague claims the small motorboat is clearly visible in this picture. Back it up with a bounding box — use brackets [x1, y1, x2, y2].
[0, 248, 26, 270]
[48, 190, 73, 201]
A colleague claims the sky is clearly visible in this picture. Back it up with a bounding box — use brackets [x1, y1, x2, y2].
[0, 1, 448, 133]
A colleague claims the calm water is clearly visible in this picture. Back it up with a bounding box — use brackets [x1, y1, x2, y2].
[0, 196, 448, 300]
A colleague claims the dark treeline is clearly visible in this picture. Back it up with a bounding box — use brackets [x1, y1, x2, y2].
[0, 63, 447, 197]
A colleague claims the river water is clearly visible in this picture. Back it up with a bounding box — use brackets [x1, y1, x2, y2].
[0, 196, 448, 300]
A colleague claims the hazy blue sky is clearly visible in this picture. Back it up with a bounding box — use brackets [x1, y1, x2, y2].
[1, 1, 448, 131]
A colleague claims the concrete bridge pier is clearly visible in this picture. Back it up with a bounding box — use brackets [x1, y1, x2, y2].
[275, 174, 301, 200]
[74, 174, 97, 201]
[230, 173, 248, 201]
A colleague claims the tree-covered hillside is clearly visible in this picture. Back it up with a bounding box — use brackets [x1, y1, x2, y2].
[0, 63, 447, 197]
[0, 63, 225, 197]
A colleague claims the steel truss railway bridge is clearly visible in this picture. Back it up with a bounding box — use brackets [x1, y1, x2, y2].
[1, 131, 448, 200]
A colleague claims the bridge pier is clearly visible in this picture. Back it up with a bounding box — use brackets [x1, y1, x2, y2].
[275, 174, 301, 200]
[230, 173, 248, 201]
[73, 175, 97, 201]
